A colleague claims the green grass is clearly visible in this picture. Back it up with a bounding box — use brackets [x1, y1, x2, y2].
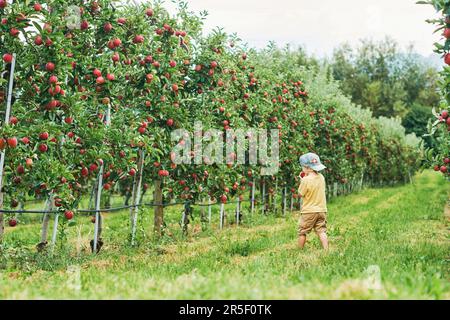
[0, 171, 449, 299]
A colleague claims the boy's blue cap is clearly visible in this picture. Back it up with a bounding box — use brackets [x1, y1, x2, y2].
[299, 153, 326, 172]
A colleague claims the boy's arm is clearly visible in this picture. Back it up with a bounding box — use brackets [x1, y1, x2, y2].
[298, 178, 308, 197]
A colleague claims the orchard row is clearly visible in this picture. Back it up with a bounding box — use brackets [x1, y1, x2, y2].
[0, 1, 422, 242]
[426, 1, 450, 177]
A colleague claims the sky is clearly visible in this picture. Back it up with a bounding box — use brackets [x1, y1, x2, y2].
[145, 0, 441, 60]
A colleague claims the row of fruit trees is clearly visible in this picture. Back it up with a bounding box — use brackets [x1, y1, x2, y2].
[0, 0, 422, 251]
[421, 0, 450, 177]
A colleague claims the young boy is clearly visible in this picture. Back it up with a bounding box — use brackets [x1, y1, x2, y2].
[297, 153, 329, 250]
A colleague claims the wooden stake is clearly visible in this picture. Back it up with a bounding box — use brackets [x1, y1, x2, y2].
[50, 212, 59, 251]
[251, 179, 255, 214]
[290, 192, 294, 212]
[131, 149, 145, 246]
[92, 105, 111, 253]
[219, 203, 225, 230]
[153, 180, 164, 237]
[0, 54, 16, 242]
[39, 196, 53, 246]
[93, 165, 104, 254]
[208, 198, 212, 224]
[261, 178, 266, 215]
[236, 197, 240, 226]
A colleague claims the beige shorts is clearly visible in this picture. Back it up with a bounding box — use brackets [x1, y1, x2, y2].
[298, 212, 327, 236]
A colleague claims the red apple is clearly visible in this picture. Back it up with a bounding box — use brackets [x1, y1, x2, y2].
[49, 75, 58, 84]
[17, 165, 25, 174]
[39, 144, 48, 152]
[39, 132, 49, 140]
[166, 119, 174, 126]
[3, 53, 13, 63]
[220, 194, 227, 204]
[93, 68, 102, 77]
[10, 28, 19, 37]
[113, 38, 122, 47]
[445, 53, 450, 65]
[133, 35, 144, 43]
[64, 210, 74, 220]
[26, 158, 33, 167]
[80, 20, 89, 30]
[440, 166, 448, 173]
[146, 8, 154, 16]
[9, 116, 18, 125]
[8, 219, 17, 227]
[138, 126, 146, 134]
[34, 3, 42, 11]
[444, 28, 450, 39]
[81, 167, 89, 177]
[7, 137, 17, 148]
[45, 62, 55, 72]
[35, 35, 43, 45]
[103, 22, 113, 33]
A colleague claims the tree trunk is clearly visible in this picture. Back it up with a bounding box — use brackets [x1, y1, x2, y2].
[153, 180, 164, 237]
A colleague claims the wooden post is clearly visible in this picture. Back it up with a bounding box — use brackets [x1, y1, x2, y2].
[261, 178, 266, 215]
[92, 105, 111, 253]
[236, 197, 240, 226]
[181, 210, 186, 233]
[200, 198, 206, 229]
[50, 212, 59, 251]
[273, 178, 278, 213]
[129, 175, 137, 221]
[153, 180, 164, 237]
[250, 179, 255, 214]
[290, 191, 294, 212]
[93, 166, 104, 254]
[208, 198, 212, 224]
[39, 196, 53, 248]
[130, 149, 145, 246]
[283, 186, 287, 216]
[0, 53, 16, 243]
[219, 202, 225, 230]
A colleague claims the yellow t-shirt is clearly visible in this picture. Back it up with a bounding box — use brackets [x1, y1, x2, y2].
[298, 173, 327, 213]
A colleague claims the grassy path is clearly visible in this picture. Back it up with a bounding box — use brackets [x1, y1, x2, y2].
[0, 171, 448, 299]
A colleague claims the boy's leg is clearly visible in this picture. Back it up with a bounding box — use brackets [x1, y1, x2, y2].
[298, 213, 315, 249]
[315, 212, 328, 250]
[298, 235, 307, 249]
[318, 232, 328, 250]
